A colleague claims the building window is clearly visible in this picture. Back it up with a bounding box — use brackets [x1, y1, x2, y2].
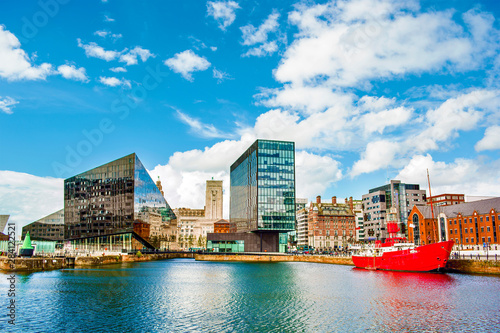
[465, 238, 468, 243]
[488, 237, 491, 243]
[487, 226, 490, 232]
[465, 229, 468, 233]
[471, 238, 474, 243]
[481, 227, 484, 232]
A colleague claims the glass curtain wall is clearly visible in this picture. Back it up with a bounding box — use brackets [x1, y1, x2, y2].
[257, 140, 295, 231]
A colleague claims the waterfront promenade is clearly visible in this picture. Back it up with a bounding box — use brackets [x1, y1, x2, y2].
[2, 251, 500, 275]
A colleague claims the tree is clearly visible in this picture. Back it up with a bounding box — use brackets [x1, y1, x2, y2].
[188, 235, 194, 248]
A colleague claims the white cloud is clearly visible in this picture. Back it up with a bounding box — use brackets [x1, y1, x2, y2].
[119, 46, 154, 65]
[104, 15, 115, 22]
[0, 25, 53, 81]
[360, 106, 413, 135]
[176, 109, 234, 139]
[148, 135, 344, 216]
[475, 125, 500, 151]
[241, 11, 280, 45]
[0, 171, 63, 233]
[242, 41, 278, 57]
[412, 90, 498, 152]
[207, 1, 240, 31]
[164, 50, 211, 81]
[213, 68, 232, 83]
[351, 140, 401, 177]
[0, 96, 18, 114]
[99, 76, 131, 88]
[396, 154, 500, 197]
[94, 30, 109, 37]
[295, 151, 342, 198]
[94, 30, 122, 39]
[110, 67, 127, 73]
[273, 1, 492, 89]
[241, 11, 281, 57]
[57, 64, 88, 82]
[77, 39, 120, 61]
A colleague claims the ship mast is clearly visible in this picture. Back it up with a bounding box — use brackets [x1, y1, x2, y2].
[427, 169, 437, 243]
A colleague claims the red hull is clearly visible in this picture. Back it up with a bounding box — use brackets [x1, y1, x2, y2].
[352, 241, 454, 272]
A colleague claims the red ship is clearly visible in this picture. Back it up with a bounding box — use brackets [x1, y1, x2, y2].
[353, 183, 454, 272]
[352, 237, 454, 272]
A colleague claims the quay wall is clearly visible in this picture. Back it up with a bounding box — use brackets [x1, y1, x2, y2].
[0, 252, 194, 272]
[446, 259, 500, 275]
[195, 254, 354, 266]
[196, 254, 500, 275]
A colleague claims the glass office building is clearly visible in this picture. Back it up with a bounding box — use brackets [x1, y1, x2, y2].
[64, 153, 175, 250]
[215, 140, 295, 252]
[230, 140, 295, 232]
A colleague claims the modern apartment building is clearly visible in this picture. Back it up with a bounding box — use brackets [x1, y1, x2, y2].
[362, 180, 426, 241]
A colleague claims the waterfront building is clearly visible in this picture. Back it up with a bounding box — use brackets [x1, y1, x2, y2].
[408, 197, 500, 249]
[214, 219, 230, 233]
[173, 180, 224, 249]
[427, 193, 465, 206]
[307, 196, 355, 250]
[296, 207, 309, 250]
[0, 215, 9, 234]
[362, 180, 426, 241]
[22, 209, 65, 241]
[64, 153, 176, 252]
[208, 139, 295, 253]
[352, 199, 365, 242]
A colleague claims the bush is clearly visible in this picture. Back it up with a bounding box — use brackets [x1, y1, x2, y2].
[136, 251, 143, 258]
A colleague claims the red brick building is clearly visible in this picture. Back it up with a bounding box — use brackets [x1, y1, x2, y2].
[214, 219, 230, 233]
[308, 196, 355, 250]
[426, 193, 465, 207]
[408, 197, 500, 248]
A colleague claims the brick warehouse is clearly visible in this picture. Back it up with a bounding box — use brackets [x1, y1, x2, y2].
[408, 197, 500, 249]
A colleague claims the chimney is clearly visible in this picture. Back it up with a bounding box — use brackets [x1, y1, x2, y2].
[316, 195, 321, 204]
[349, 197, 353, 211]
[332, 196, 337, 204]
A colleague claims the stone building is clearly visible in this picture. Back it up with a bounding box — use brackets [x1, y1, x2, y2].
[308, 196, 355, 250]
[174, 180, 224, 249]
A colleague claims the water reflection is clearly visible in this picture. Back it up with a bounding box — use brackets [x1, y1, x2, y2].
[0, 260, 499, 332]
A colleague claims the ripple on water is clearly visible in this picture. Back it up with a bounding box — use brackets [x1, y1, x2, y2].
[1, 259, 499, 332]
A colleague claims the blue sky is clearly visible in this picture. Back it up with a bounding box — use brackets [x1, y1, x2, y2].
[1, 0, 500, 230]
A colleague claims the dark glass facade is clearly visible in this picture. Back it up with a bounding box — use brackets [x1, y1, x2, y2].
[230, 140, 295, 233]
[64, 153, 175, 243]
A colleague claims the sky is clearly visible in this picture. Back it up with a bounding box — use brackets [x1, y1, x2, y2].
[1, 0, 500, 232]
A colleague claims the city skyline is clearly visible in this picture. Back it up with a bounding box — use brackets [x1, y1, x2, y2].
[1, 0, 500, 230]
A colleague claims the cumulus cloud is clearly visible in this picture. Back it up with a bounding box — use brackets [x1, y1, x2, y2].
[77, 39, 120, 61]
[99, 76, 131, 88]
[241, 11, 281, 57]
[475, 125, 500, 151]
[295, 151, 342, 198]
[110, 67, 127, 73]
[57, 64, 88, 82]
[412, 90, 499, 152]
[0, 25, 53, 81]
[207, 1, 240, 31]
[274, 1, 484, 88]
[351, 140, 401, 177]
[396, 154, 500, 197]
[149, 135, 344, 216]
[0, 96, 18, 114]
[164, 50, 211, 81]
[0, 171, 63, 232]
[119, 46, 154, 66]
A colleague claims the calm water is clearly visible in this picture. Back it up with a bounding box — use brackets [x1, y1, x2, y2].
[1, 259, 500, 332]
